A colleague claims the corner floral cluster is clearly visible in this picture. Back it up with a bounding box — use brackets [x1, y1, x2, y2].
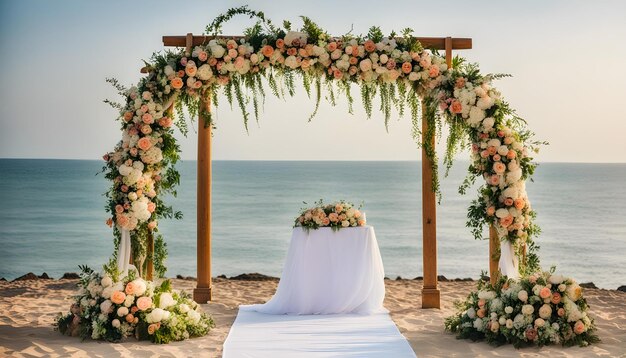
[56, 264, 214, 344]
[444, 270, 600, 348]
[294, 200, 365, 231]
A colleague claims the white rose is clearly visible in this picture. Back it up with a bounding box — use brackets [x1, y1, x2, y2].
[132, 279, 147, 296]
[124, 294, 135, 307]
[497, 145, 509, 156]
[197, 64, 213, 80]
[209, 44, 225, 58]
[118, 164, 132, 177]
[283, 31, 308, 46]
[549, 275, 564, 285]
[128, 192, 138, 201]
[100, 299, 113, 314]
[149, 308, 165, 322]
[481, 117, 495, 130]
[112, 319, 121, 328]
[518, 290, 528, 302]
[466, 307, 476, 319]
[504, 306, 514, 314]
[117, 306, 129, 317]
[487, 139, 501, 148]
[187, 310, 201, 323]
[467, 106, 486, 126]
[521, 304, 534, 315]
[558, 284, 566, 292]
[101, 276, 113, 287]
[496, 208, 510, 218]
[101, 286, 114, 299]
[498, 316, 506, 325]
[506, 319, 514, 329]
[179, 304, 190, 313]
[159, 292, 176, 309]
[284, 55, 298, 69]
[163, 65, 174, 76]
[341, 220, 350, 227]
[379, 54, 388, 64]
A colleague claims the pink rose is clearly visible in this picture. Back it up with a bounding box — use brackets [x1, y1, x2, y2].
[492, 154, 501, 162]
[490, 175, 500, 185]
[121, 185, 129, 192]
[115, 205, 124, 213]
[525, 327, 538, 341]
[557, 308, 565, 317]
[455, 77, 466, 88]
[504, 198, 514, 206]
[322, 218, 330, 226]
[486, 206, 496, 216]
[198, 51, 208, 62]
[137, 137, 152, 151]
[142, 113, 154, 124]
[428, 65, 440, 77]
[551, 292, 562, 304]
[140, 105, 149, 113]
[136, 296, 152, 311]
[499, 215, 514, 228]
[130, 148, 138, 156]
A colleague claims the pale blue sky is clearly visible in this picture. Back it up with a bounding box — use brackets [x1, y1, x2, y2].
[1, 0, 625, 162]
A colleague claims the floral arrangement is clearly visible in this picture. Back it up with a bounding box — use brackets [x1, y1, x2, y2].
[56, 263, 214, 344]
[444, 270, 600, 348]
[294, 200, 365, 231]
[102, 6, 543, 275]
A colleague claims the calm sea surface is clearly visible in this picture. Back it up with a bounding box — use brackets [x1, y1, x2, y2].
[0, 159, 624, 289]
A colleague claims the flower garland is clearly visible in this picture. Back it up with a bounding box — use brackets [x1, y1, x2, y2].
[56, 263, 214, 343]
[444, 270, 600, 348]
[294, 200, 365, 231]
[102, 6, 542, 277]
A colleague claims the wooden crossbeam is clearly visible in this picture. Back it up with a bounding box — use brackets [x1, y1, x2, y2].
[162, 35, 472, 50]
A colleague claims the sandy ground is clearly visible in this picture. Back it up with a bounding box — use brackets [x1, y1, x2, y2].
[0, 277, 624, 357]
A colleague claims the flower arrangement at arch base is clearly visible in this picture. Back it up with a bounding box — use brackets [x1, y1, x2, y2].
[444, 269, 600, 348]
[56, 262, 214, 344]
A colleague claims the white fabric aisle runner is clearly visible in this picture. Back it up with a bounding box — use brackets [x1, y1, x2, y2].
[222, 310, 416, 358]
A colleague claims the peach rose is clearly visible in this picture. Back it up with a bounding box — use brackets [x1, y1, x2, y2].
[137, 137, 152, 151]
[428, 65, 440, 77]
[500, 215, 514, 227]
[125, 313, 135, 323]
[171, 77, 183, 89]
[493, 162, 506, 174]
[455, 77, 466, 88]
[185, 64, 197, 77]
[490, 175, 500, 185]
[260, 45, 274, 58]
[275, 39, 285, 49]
[478, 299, 486, 308]
[487, 146, 497, 156]
[551, 292, 562, 304]
[493, 154, 501, 162]
[486, 206, 496, 216]
[158, 117, 173, 128]
[477, 308, 486, 318]
[480, 150, 489, 158]
[539, 287, 552, 299]
[147, 202, 156, 213]
[513, 198, 525, 210]
[557, 308, 565, 317]
[504, 137, 514, 145]
[364, 40, 376, 52]
[136, 296, 152, 311]
[115, 205, 124, 214]
[130, 306, 139, 314]
[106, 218, 113, 227]
[147, 323, 157, 335]
[322, 218, 330, 226]
[329, 213, 339, 222]
[574, 320, 586, 334]
[450, 100, 462, 114]
[327, 42, 337, 52]
[197, 51, 208, 62]
[402, 62, 413, 74]
[111, 291, 126, 305]
[141, 125, 152, 135]
[116, 214, 129, 227]
[504, 198, 514, 206]
[142, 113, 153, 124]
[333, 69, 343, 80]
[507, 150, 517, 159]
[125, 282, 135, 295]
[123, 111, 133, 122]
[148, 221, 157, 230]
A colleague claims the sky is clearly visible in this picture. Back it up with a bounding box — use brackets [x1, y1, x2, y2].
[0, 0, 625, 162]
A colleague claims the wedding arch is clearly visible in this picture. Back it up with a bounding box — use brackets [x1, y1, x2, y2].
[103, 7, 542, 308]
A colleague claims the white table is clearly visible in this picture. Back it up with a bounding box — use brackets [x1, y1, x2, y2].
[240, 226, 386, 315]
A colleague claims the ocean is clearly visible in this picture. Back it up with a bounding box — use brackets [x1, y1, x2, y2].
[0, 159, 624, 289]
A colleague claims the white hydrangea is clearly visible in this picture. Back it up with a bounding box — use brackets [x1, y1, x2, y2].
[131, 197, 151, 221]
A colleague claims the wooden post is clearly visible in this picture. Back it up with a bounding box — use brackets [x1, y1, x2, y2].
[146, 231, 154, 280]
[489, 225, 499, 285]
[421, 100, 440, 309]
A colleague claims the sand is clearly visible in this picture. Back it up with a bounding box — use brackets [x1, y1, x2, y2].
[0, 277, 624, 357]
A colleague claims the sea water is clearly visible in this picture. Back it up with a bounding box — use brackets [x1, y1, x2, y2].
[0, 159, 624, 289]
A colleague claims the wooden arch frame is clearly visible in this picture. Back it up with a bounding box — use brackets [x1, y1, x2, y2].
[148, 33, 494, 309]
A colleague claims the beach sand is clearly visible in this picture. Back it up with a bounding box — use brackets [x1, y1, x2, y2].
[0, 277, 624, 357]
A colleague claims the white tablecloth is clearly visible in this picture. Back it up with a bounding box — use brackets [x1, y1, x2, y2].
[240, 226, 386, 315]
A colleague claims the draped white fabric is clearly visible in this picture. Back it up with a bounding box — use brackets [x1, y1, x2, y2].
[222, 310, 417, 358]
[240, 226, 385, 315]
[117, 228, 132, 275]
[499, 240, 519, 280]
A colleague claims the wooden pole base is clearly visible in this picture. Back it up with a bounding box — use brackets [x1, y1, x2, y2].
[489, 225, 500, 285]
[421, 288, 441, 309]
[193, 287, 212, 303]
